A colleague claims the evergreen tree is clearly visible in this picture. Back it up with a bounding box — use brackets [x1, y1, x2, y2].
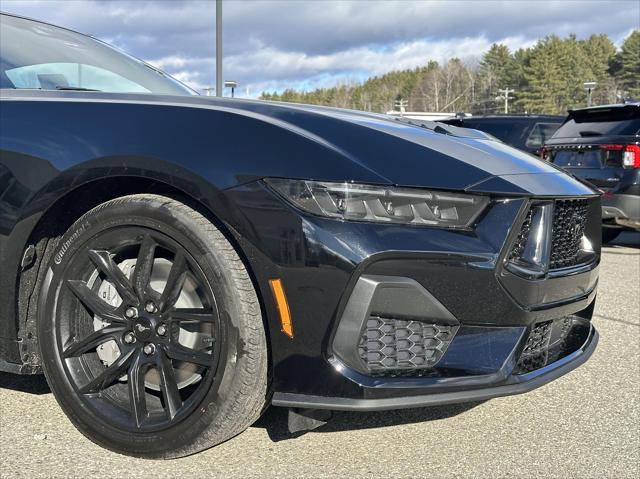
[614, 30, 640, 99]
[260, 31, 638, 115]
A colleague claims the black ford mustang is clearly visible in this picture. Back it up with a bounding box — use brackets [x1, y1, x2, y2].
[0, 13, 600, 458]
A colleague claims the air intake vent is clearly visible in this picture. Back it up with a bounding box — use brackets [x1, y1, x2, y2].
[358, 316, 458, 375]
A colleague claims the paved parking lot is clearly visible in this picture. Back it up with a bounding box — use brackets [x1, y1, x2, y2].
[1, 232, 638, 479]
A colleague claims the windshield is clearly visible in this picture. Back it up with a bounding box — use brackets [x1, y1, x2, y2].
[0, 14, 195, 95]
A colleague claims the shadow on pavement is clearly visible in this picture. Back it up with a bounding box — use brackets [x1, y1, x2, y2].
[607, 231, 640, 249]
[254, 401, 483, 442]
[0, 372, 50, 395]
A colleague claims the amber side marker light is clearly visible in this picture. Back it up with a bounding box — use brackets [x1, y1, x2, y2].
[269, 279, 294, 338]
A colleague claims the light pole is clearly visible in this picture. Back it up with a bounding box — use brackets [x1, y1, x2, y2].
[584, 81, 597, 107]
[224, 80, 237, 98]
[216, 0, 222, 97]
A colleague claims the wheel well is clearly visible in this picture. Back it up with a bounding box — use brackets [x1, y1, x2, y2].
[17, 177, 272, 375]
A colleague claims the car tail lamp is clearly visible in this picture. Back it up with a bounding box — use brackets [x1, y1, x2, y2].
[601, 144, 640, 168]
[265, 179, 489, 228]
[539, 146, 550, 161]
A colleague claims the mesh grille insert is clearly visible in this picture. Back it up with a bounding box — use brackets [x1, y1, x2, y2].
[508, 199, 590, 271]
[358, 316, 458, 375]
[514, 317, 574, 374]
[549, 199, 589, 269]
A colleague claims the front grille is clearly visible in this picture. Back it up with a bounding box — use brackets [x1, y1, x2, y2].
[514, 317, 573, 374]
[508, 199, 590, 271]
[358, 316, 458, 375]
[508, 208, 533, 262]
[549, 199, 589, 269]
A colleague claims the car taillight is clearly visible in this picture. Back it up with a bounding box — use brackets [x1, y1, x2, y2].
[623, 145, 640, 168]
[601, 144, 640, 168]
[540, 146, 550, 160]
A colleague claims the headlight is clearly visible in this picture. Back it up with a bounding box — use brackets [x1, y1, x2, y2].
[265, 179, 489, 228]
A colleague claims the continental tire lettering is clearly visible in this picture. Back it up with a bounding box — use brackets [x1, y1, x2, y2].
[54, 223, 89, 265]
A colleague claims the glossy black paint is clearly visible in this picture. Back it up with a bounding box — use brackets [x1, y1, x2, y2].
[1, 84, 600, 403]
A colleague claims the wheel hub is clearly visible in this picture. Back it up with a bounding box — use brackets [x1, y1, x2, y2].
[133, 316, 155, 341]
[94, 257, 209, 391]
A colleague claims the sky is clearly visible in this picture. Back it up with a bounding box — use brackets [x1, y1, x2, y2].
[1, 0, 638, 97]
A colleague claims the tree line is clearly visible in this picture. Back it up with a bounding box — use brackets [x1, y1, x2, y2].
[260, 31, 640, 115]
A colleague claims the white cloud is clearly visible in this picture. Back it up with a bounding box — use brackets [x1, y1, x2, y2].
[2, 0, 639, 97]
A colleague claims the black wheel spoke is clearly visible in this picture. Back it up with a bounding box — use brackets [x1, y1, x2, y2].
[156, 352, 182, 420]
[131, 235, 157, 300]
[159, 251, 188, 311]
[67, 280, 124, 323]
[169, 308, 217, 323]
[78, 348, 135, 395]
[88, 249, 138, 306]
[57, 223, 223, 432]
[128, 352, 149, 428]
[165, 342, 212, 367]
[63, 323, 125, 358]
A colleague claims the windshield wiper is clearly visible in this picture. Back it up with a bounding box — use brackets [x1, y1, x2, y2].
[55, 86, 101, 92]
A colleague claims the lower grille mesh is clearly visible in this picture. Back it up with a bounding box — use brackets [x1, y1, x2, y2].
[358, 316, 458, 374]
[514, 317, 573, 374]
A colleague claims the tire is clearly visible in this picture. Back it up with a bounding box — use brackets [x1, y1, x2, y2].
[602, 228, 621, 244]
[36, 194, 267, 458]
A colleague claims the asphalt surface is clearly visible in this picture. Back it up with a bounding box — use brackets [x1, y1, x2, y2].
[1, 232, 638, 479]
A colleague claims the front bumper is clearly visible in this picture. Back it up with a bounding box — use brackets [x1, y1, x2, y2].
[223, 182, 600, 410]
[273, 324, 598, 411]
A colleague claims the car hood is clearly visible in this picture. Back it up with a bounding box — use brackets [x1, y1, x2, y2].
[2, 91, 596, 196]
[204, 97, 595, 196]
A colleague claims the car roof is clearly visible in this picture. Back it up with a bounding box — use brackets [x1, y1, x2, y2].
[0, 11, 92, 38]
[462, 115, 565, 121]
[568, 102, 640, 114]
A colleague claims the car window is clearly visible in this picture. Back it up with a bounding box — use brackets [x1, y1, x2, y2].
[552, 107, 640, 138]
[5, 63, 151, 93]
[0, 15, 195, 95]
[463, 120, 525, 144]
[525, 122, 561, 148]
[552, 150, 602, 168]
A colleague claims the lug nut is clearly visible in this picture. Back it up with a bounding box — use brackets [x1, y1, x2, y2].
[123, 332, 136, 344]
[143, 343, 156, 355]
[125, 307, 138, 319]
[157, 324, 167, 336]
[145, 301, 157, 314]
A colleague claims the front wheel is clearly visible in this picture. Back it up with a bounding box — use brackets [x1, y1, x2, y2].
[37, 194, 267, 458]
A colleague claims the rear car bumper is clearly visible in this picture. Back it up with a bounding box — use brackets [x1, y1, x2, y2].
[602, 193, 640, 230]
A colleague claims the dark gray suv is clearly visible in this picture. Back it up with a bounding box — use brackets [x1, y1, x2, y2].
[542, 103, 640, 243]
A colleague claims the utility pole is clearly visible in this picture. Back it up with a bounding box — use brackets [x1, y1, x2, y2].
[496, 88, 515, 114]
[394, 98, 408, 116]
[216, 0, 222, 97]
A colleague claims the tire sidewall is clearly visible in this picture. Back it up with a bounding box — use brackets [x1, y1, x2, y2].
[38, 196, 261, 457]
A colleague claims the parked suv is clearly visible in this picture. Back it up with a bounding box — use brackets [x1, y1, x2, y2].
[542, 103, 640, 243]
[441, 115, 564, 155]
